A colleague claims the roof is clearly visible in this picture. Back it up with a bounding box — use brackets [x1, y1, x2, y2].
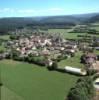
[86, 53, 96, 58]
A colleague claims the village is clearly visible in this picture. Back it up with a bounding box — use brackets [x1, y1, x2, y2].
[0, 28, 98, 74]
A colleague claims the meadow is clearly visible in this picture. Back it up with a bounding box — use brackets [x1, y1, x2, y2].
[0, 59, 79, 100]
[0, 35, 9, 40]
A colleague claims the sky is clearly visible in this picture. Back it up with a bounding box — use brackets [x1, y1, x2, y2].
[0, 0, 99, 17]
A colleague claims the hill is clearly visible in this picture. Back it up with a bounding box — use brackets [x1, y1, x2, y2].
[87, 14, 99, 23]
[0, 12, 99, 34]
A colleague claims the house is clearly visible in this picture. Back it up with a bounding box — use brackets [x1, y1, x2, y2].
[81, 51, 97, 68]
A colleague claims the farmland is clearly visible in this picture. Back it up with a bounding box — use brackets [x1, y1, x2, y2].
[0, 35, 9, 40]
[0, 59, 79, 100]
[40, 28, 99, 39]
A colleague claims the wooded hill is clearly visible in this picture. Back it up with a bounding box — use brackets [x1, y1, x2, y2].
[0, 12, 99, 35]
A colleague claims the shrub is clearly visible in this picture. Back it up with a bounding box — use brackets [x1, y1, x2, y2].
[27, 56, 45, 66]
[87, 69, 97, 75]
[67, 77, 95, 100]
[56, 55, 67, 62]
[47, 60, 58, 70]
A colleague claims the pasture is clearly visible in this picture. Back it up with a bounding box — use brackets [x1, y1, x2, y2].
[41, 28, 99, 39]
[0, 35, 10, 40]
[0, 59, 79, 100]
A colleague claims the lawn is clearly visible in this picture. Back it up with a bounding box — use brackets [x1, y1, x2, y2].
[58, 51, 84, 68]
[0, 59, 80, 100]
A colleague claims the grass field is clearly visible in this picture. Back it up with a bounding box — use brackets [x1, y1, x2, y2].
[0, 45, 6, 51]
[58, 51, 84, 68]
[1, 86, 24, 100]
[90, 23, 99, 31]
[48, 29, 87, 39]
[50, 29, 99, 38]
[0, 35, 10, 51]
[41, 28, 99, 39]
[0, 57, 81, 100]
[0, 35, 10, 40]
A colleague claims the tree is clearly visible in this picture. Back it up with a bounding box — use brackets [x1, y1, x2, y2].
[87, 29, 97, 34]
[67, 77, 95, 100]
[10, 35, 20, 40]
[67, 86, 89, 100]
[11, 49, 20, 60]
[47, 60, 58, 70]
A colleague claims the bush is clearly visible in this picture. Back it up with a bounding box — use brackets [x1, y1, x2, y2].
[87, 69, 97, 75]
[67, 77, 95, 100]
[47, 60, 58, 70]
[0, 82, 3, 86]
[10, 35, 20, 40]
[27, 56, 45, 66]
[56, 55, 67, 62]
[71, 53, 75, 57]
[5, 53, 11, 59]
[0, 50, 4, 53]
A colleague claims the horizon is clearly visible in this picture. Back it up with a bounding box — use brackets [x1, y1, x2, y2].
[0, 0, 99, 17]
[0, 12, 99, 18]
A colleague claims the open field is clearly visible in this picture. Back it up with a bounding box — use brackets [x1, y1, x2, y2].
[90, 23, 99, 31]
[58, 51, 84, 68]
[0, 35, 10, 51]
[0, 45, 6, 51]
[1, 86, 24, 100]
[0, 35, 9, 40]
[40, 28, 87, 39]
[48, 29, 86, 39]
[41, 28, 99, 39]
[0, 59, 79, 100]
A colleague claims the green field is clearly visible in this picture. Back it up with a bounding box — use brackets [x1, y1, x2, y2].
[47, 29, 86, 39]
[41, 28, 99, 39]
[0, 59, 80, 100]
[90, 23, 99, 31]
[0, 35, 9, 40]
[0, 35, 10, 51]
[43, 29, 85, 39]
[0, 45, 5, 51]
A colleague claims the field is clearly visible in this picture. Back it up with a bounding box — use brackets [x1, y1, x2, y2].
[0, 35, 9, 51]
[90, 23, 99, 31]
[40, 28, 86, 39]
[0, 35, 10, 40]
[0, 59, 79, 100]
[41, 28, 99, 39]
